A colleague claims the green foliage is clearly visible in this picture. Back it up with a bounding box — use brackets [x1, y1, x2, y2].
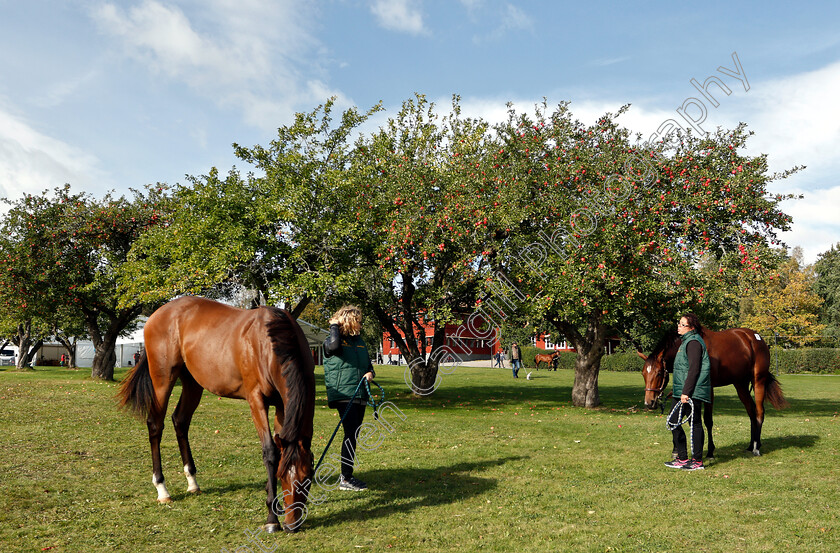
[598, 351, 647, 372]
[121, 98, 383, 309]
[739, 248, 825, 346]
[770, 347, 840, 374]
[486, 105, 798, 405]
[0, 185, 163, 378]
[813, 242, 840, 337]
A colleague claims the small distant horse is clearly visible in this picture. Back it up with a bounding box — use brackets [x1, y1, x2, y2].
[534, 351, 560, 371]
[119, 296, 315, 532]
[638, 328, 787, 458]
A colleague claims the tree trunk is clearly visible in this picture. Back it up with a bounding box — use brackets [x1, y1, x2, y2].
[54, 334, 78, 369]
[85, 306, 140, 381]
[571, 351, 602, 408]
[14, 321, 42, 370]
[558, 314, 606, 408]
[90, 342, 117, 380]
[15, 336, 33, 370]
[68, 344, 78, 369]
[406, 353, 440, 396]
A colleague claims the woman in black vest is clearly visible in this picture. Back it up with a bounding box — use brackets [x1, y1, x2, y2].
[323, 305, 375, 491]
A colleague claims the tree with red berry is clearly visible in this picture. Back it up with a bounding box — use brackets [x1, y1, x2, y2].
[0, 185, 164, 379]
[490, 103, 798, 407]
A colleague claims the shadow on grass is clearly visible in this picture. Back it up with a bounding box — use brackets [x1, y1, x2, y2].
[397, 381, 576, 407]
[709, 433, 820, 465]
[305, 455, 525, 529]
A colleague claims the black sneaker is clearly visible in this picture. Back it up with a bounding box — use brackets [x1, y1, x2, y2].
[339, 475, 368, 491]
[681, 459, 705, 471]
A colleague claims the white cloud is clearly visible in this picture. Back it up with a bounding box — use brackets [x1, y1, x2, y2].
[31, 69, 100, 109]
[733, 60, 840, 177]
[776, 186, 840, 264]
[93, 1, 266, 84]
[370, 0, 426, 35]
[0, 104, 107, 201]
[90, 0, 326, 132]
[472, 3, 534, 44]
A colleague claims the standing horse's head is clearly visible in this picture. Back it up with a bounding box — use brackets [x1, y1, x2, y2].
[276, 436, 314, 533]
[637, 350, 669, 410]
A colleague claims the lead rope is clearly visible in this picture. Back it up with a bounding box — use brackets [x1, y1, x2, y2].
[665, 399, 694, 459]
[314, 378, 385, 474]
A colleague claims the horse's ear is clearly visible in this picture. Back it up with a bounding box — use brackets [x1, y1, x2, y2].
[636, 351, 648, 361]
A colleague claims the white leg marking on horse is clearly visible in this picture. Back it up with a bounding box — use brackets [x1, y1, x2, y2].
[184, 464, 200, 493]
[153, 476, 171, 502]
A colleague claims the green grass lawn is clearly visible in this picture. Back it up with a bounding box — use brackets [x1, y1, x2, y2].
[1, 364, 838, 553]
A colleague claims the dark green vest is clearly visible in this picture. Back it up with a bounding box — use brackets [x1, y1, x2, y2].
[672, 331, 712, 403]
[324, 334, 370, 407]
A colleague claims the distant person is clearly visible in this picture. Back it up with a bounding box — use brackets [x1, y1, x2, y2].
[323, 305, 375, 491]
[510, 342, 522, 378]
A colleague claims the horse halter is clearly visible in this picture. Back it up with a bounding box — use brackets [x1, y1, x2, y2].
[645, 361, 670, 411]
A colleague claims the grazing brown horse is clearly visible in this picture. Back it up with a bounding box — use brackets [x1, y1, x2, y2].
[534, 351, 560, 371]
[638, 328, 787, 459]
[119, 296, 315, 532]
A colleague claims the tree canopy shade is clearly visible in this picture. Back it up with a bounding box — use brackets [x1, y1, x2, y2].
[0, 185, 163, 379]
[486, 104, 798, 407]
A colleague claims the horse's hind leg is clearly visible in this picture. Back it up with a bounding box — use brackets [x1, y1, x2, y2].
[147, 388, 175, 503]
[146, 354, 180, 503]
[751, 378, 768, 456]
[703, 395, 715, 462]
[172, 370, 204, 494]
[734, 383, 761, 456]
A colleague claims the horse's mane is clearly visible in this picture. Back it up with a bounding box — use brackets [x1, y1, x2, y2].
[265, 307, 316, 473]
[650, 329, 680, 359]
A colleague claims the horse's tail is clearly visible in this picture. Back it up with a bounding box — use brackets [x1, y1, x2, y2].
[764, 372, 789, 410]
[118, 352, 158, 419]
[750, 330, 788, 410]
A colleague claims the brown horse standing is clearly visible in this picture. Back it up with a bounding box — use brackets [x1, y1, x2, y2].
[119, 296, 315, 532]
[534, 351, 560, 371]
[638, 328, 787, 459]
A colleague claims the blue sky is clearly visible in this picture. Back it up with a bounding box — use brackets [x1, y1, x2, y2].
[1, 0, 839, 263]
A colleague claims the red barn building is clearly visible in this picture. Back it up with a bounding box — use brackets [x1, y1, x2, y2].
[381, 315, 620, 363]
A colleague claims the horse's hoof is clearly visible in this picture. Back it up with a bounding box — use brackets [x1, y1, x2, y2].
[158, 497, 173, 504]
[188, 488, 202, 495]
[263, 523, 282, 534]
[282, 523, 300, 534]
[752, 450, 761, 457]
